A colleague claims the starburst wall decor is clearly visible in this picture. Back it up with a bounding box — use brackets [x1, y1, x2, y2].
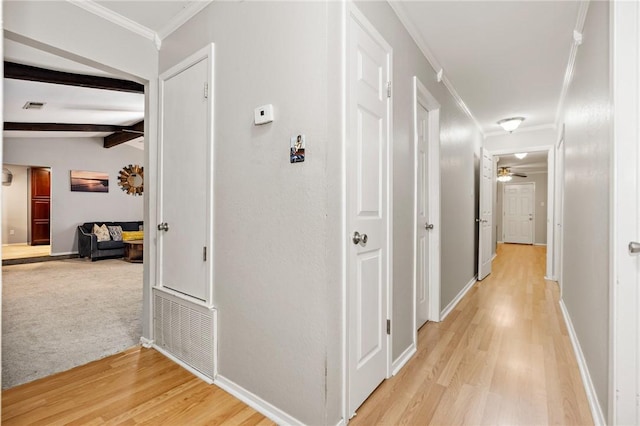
[118, 164, 144, 196]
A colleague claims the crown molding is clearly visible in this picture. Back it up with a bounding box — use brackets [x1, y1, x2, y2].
[157, 1, 214, 41]
[555, 0, 590, 125]
[66, 0, 156, 43]
[388, 1, 485, 138]
[484, 123, 557, 138]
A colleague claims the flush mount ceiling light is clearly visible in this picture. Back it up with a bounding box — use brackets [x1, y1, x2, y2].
[514, 152, 528, 159]
[497, 117, 525, 133]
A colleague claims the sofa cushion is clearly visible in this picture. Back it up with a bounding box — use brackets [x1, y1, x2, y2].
[93, 224, 111, 242]
[120, 222, 142, 231]
[96, 240, 124, 250]
[108, 225, 123, 241]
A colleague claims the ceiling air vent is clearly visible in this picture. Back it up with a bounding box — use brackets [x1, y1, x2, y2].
[22, 101, 46, 110]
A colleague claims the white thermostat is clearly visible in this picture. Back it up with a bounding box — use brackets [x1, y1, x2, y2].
[254, 104, 274, 125]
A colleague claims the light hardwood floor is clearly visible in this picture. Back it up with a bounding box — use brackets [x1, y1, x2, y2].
[2, 244, 592, 425]
[351, 243, 593, 425]
[2, 244, 50, 260]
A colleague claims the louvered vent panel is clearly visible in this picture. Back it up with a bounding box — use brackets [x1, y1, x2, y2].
[154, 290, 216, 379]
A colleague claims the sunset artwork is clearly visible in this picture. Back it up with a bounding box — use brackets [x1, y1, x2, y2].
[70, 170, 109, 193]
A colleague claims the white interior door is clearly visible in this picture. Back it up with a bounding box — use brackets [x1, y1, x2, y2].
[416, 101, 429, 330]
[347, 7, 391, 417]
[554, 137, 565, 288]
[503, 183, 534, 244]
[478, 148, 493, 280]
[158, 46, 214, 304]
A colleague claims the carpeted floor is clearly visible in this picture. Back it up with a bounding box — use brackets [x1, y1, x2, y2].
[2, 258, 142, 389]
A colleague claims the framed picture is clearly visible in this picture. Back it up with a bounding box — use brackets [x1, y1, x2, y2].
[70, 170, 109, 193]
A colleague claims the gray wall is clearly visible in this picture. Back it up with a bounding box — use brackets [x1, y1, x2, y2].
[496, 173, 548, 245]
[161, 1, 482, 423]
[3, 138, 144, 255]
[160, 2, 341, 423]
[2, 164, 29, 244]
[354, 0, 482, 364]
[560, 0, 610, 416]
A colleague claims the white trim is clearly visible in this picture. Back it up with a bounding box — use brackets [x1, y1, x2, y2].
[334, 420, 347, 426]
[554, 1, 590, 126]
[388, 1, 484, 138]
[50, 251, 76, 256]
[66, 0, 156, 43]
[392, 343, 417, 376]
[153, 344, 213, 385]
[340, 0, 348, 422]
[215, 375, 304, 426]
[139, 336, 154, 348]
[533, 243, 547, 246]
[484, 123, 556, 138]
[502, 182, 535, 245]
[157, 1, 214, 41]
[440, 276, 477, 321]
[559, 300, 606, 425]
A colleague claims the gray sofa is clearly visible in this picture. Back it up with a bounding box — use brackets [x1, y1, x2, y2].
[77, 221, 143, 261]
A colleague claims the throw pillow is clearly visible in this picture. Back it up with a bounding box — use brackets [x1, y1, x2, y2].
[108, 225, 123, 241]
[93, 223, 111, 242]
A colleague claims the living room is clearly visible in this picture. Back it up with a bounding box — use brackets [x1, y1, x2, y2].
[2, 37, 146, 389]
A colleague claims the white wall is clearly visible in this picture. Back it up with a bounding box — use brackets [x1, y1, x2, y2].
[2, 165, 29, 244]
[4, 138, 143, 255]
[560, 0, 610, 417]
[496, 173, 548, 245]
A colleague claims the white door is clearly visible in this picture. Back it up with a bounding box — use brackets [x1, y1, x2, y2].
[554, 136, 565, 289]
[416, 101, 429, 329]
[503, 183, 534, 244]
[613, 0, 640, 423]
[478, 148, 493, 280]
[347, 7, 391, 417]
[158, 46, 214, 304]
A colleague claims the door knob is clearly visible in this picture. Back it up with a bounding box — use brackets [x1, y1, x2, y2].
[157, 222, 169, 232]
[353, 231, 368, 245]
[629, 241, 640, 255]
[425, 223, 434, 230]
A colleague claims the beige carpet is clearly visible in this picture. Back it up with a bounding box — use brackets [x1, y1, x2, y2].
[2, 258, 142, 389]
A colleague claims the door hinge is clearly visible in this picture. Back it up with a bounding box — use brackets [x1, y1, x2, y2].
[204, 82, 209, 99]
[387, 81, 391, 98]
[203, 246, 207, 261]
[386, 319, 391, 335]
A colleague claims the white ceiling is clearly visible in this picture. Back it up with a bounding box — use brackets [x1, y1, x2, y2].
[4, 0, 582, 146]
[392, 1, 581, 135]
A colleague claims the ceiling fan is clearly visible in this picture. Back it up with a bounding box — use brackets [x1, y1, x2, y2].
[497, 166, 527, 182]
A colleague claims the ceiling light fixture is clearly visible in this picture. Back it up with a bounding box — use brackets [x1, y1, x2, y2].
[497, 167, 513, 182]
[514, 152, 528, 159]
[497, 117, 525, 133]
[22, 101, 46, 110]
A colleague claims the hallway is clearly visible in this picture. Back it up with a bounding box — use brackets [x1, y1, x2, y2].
[351, 243, 593, 425]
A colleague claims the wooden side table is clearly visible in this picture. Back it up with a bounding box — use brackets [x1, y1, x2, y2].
[123, 240, 143, 263]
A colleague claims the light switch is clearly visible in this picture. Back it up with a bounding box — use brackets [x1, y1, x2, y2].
[254, 104, 274, 125]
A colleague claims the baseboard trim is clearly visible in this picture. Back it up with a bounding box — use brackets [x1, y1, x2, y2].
[215, 374, 304, 425]
[334, 419, 346, 426]
[533, 243, 547, 246]
[440, 276, 477, 321]
[139, 336, 154, 348]
[491, 252, 497, 261]
[392, 342, 417, 376]
[152, 344, 213, 385]
[559, 300, 606, 425]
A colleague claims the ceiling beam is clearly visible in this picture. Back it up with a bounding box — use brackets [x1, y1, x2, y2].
[4, 61, 144, 93]
[4, 122, 128, 132]
[104, 120, 144, 148]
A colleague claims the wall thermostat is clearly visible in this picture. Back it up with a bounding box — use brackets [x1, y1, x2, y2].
[254, 104, 274, 125]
